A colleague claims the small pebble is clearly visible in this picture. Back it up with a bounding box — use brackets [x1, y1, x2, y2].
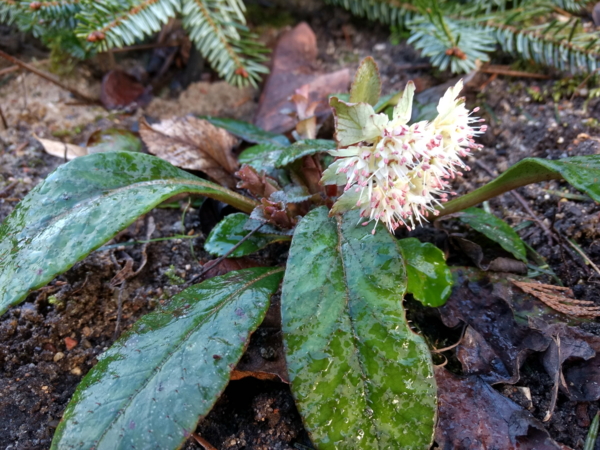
[557, 136, 564, 144]
[53, 352, 65, 362]
[70, 367, 82, 376]
[81, 326, 92, 337]
[64, 337, 78, 351]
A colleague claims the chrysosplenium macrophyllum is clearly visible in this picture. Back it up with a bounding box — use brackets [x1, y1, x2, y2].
[321, 80, 486, 233]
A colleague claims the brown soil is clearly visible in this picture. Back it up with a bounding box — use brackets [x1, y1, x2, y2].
[1, 4, 600, 450]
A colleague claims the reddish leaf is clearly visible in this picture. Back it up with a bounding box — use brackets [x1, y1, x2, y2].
[202, 258, 261, 279]
[254, 22, 350, 134]
[100, 70, 151, 110]
[435, 367, 565, 450]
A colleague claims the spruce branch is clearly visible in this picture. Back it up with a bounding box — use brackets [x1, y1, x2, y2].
[181, 0, 268, 87]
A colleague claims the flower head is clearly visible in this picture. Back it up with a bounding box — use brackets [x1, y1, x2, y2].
[322, 80, 486, 233]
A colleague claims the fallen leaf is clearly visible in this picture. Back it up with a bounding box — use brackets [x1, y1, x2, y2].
[232, 327, 289, 383]
[529, 318, 600, 403]
[36, 137, 87, 160]
[202, 257, 261, 279]
[511, 280, 600, 317]
[100, 70, 151, 110]
[441, 269, 549, 384]
[254, 22, 350, 134]
[140, 116, 239, 188]
[435, 367, 565, 450]
[453, 236, 527, 274]
[529, 318, 596, 420]
[87, 128, 142, 154]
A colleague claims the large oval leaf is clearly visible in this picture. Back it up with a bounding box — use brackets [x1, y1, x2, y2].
[281, 207, 437, 450]
[205, 213, 290, 257]
[397, 237, 453, 307]
[0, 152, 257, 315]
[458, 207, 527, 262]
[440, 155, 600, 217]
[51, 267, 284, 450]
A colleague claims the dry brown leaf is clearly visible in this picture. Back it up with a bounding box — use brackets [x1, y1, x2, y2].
[511, 279, 600, 317]
[140, 116, 239, 187]
[35, 137, 87, 160]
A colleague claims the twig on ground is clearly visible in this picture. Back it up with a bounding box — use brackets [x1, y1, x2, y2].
[0, 65, 19, 77]
[191, 433, 217, 450]
[0, 180, 18, 198]
[566, 238, 600, 277]
[480, 64, 552, 79]
[185, 222, 264, 286]
[0, 105, 7, 129]
[114, 283, 126, 340]
[0, 49, 99, 104]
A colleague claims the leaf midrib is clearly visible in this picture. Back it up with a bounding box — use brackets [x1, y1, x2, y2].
[334, 216, 381, 447]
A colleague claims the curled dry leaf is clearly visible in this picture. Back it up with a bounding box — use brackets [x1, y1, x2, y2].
[140, 116, 239, 188]
[435, 367, 565, 450]
[35, 137, 87, 160]
[236, 165, 280, 198]
[511, 280, 600, 317]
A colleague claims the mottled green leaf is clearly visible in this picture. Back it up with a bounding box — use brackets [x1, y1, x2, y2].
[275, 139, 336, 168]
[441, 155, 600, 217]
[201, 116, 290, 146]
[397, 238, 453, 307]
[205, 213, 290, 257]
[51, 267, 283, 450]
[86, 128, 142, 154]
[0, 152, 257, 316]
[330, 97, 387, 147]
[349, 56, 381, 106]
[238, 143, 284, 175]
[458, 208, 527, 262]
[281, 207, 437, 450]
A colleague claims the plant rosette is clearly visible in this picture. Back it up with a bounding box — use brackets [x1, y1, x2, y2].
[1, 57, 599, 450]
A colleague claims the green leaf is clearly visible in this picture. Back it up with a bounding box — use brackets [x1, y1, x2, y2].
[51, 267, 284, 450]
[275, 139, 336, 168]
[0, 152, 257, 316]
[458, 207, 527, 262]
[238, 143, 284, 174]
[201, 116, 290, 146]
[281, 207, 437, 450]
[349, 56, 381, 106]
[373, 91, 401, 113]
[397, 238, 453, 307]
[205, 213, 290, 257]
[439, 155, 600, 218]
[86, 128, 142, 154]
[330, 97, 387, 147]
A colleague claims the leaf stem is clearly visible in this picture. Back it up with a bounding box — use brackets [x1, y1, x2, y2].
[434, 168, 563, 218]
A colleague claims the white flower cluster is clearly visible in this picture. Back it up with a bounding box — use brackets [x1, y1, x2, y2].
[322, 80, 486, 233]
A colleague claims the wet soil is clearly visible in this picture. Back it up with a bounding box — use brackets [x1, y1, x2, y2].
[1, 4, 600, 450]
